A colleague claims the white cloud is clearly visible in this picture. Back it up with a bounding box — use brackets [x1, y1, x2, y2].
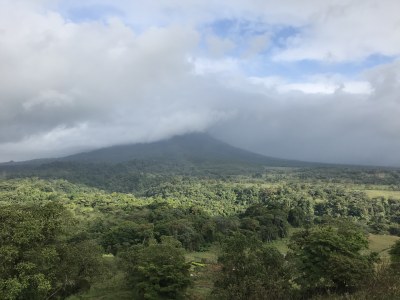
[249, 75, 373, 95]
[278, 83, 338, 94]
[274, 0, 400, 62]
[190, 57, 240, 75]
[342, 81, 373, 94]
[55, 1, 400, 62]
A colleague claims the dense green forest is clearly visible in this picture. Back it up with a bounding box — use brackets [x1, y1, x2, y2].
[1, 169, 400, 299]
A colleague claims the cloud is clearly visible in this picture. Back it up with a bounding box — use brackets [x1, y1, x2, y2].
[273, 0, 400, 62]
[243, 33, 270, 58]
[0, 0, 399, 166]
[0, 2, 225, 159]
[55, 1, 400, 62]
[205, 35, 235, 58]
[211, 60, 400, 166]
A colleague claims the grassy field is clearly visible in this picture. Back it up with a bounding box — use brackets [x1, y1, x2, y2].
[265, 230, 400, 259]
[364, 189, 400, 199]
[68, 281, 134, 299]
[67, 273, 134, 300]
[368, 234, 400, 260]
[185, 246, 219, 264]
[185, 246, 219, 299]
[67, 255, 134, 300]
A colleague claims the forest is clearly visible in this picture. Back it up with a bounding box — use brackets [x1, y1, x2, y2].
[1, 166, 400, 299]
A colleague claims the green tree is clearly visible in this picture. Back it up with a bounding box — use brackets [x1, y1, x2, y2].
[241, 204, 289, 242]
[101, 221, 154, 254]
[120, 237, 191, 299]
[288, 225, 377, 296]
[0, 203, 102, 300]
[213, 234, 291, 300]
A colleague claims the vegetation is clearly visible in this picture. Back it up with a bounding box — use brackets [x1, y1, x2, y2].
[0, 202, 102, 299]
[289, 224, 377, 296]
[120, 237, 191, 299]
[1, 159, 400, 299]
[213, 234, 291, 299]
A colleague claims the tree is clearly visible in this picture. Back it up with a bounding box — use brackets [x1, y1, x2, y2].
[154, 219, 203, 251]
[288, 225, 377, 296]
[288, 207, 306, 227]
[240, 204, 289, 242]
[0, 203, 102, 300]
[101, 221, 154, 255]
[120, 237, 191, 299]
[213, 234, 291, 300]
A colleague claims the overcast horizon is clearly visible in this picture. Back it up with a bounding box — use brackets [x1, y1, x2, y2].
[1, 0, 400, 166]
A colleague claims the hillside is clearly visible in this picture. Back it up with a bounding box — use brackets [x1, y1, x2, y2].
[60, 133, 310, 167]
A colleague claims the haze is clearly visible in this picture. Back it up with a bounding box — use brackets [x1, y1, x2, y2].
[1, 0, 400, 166]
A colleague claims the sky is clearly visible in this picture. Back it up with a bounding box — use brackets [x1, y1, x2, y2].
[1, 0, 400, 166]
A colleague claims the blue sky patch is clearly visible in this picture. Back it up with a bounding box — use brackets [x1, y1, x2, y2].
[60, 4, 123, 23]
[271, 26, 301, 48]
[239, 54, 396, 81]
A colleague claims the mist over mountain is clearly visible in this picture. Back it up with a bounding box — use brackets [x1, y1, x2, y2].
[58, 133, 310, 167]
[0, 133, 318, 193]
[1, 133, 315, 169]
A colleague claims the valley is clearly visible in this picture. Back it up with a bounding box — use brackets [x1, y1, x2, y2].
[1, 134, 400, 299]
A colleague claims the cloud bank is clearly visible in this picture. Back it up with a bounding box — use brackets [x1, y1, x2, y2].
[0, 0, 399, 166]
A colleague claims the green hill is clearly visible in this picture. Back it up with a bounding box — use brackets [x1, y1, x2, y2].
[60, 133, 310, 167]
[0, 133, 321, 193]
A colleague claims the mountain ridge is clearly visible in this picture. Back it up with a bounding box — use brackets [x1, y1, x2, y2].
[2, 132, 315, 168]
[43, 133, 314, 166]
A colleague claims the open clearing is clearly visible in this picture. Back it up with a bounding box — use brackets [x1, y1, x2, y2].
[368, 234, 400, 259]
[365, 190, 400, 199]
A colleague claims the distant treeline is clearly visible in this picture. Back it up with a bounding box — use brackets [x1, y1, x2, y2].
[2, 160, 400, 198]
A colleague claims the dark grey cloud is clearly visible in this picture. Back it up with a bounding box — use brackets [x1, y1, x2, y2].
[211, 61, 400, 166]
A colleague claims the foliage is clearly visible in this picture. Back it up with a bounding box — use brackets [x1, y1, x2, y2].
[1, 174, 400, 299]
[288, 224, 378, 296]
[0, 203, 103, 300]
[120, 237, 191, 299]
[213, 234, 291, 300]
[240, 204, 289, 242]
